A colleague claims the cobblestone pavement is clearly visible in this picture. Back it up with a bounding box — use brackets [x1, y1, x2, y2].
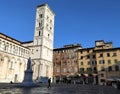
[0, 83, 120, 94]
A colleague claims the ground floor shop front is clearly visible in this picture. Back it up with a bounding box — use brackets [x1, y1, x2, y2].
[54, 74, 98, 85]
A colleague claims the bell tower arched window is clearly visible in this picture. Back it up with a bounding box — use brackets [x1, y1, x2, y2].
[39, 31, 41, 36]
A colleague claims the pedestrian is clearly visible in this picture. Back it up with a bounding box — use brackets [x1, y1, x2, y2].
[48, 78, 51, 88]
[10, 81, 13, 84]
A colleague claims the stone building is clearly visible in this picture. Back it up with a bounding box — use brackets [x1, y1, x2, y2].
[53, 44, 82, 83]
[53, 40, 120, 85]
[0, 4, 55, 83]
[23, 4, 55, 82]
[93, 41, 120, 85]
[0, 33, 29, 82]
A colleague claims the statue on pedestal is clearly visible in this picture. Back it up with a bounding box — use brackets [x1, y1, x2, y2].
[17, 57, 38, 87]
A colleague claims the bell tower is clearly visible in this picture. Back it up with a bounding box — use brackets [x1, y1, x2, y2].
[32, 4, 55, 80]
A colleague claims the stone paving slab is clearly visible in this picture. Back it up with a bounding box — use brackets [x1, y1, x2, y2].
[0, 83, 120, 94]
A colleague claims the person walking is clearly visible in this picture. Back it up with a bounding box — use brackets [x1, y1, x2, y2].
[48, 78, 51, 88]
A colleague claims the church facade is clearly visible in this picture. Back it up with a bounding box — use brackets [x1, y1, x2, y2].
[0, 4, 55, 83]
[0, 33, 30, 82]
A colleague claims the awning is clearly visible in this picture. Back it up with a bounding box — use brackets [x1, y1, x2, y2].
[116, 78, 120, 81]
[107, 76, 120, 81]
[106, 78, 115, 81]
[79, 74, 88, 77]
[92, 74, 98, 77]
[84, 74, 88, 77]
[78, 74, 81, 76]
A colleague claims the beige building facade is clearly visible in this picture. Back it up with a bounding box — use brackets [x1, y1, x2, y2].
[77, 40, 120, 85]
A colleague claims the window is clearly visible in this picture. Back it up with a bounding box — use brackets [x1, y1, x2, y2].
[69, 55, 71, 58]
[68, 68, 71, 73]
[48, 34, 50, 38]
[87, 55, 90, 59]
[115, 66, 119, 71]
[81, 62, 83, 65]
[114, 59, 118, 64]
[107, 53, 110, 57]
[80, 68, 84, 72]
[113, 53, 117, 56]
[1, 58, 4, 61]
[93, 55, 96, 59]
[101, 66, 105, 71]
[93, 67, 97, 71]
[40, 14, 43, 18]
[87, 50, 89, 53]
[47, 16, 49, 20]
[50, 19, 52, 23]
[57, 68, 60, 72]
[87, 61, 90, 65]
[50, 27, 52, 30]
[74, 67, 78, 73]
[92, 61, 97, 65]
[63, 50, 65, 53]
[108, 66, 112, 71]
[74, 60, 77, 64]
[99, 60, 105, 64]
[63, 68, 67, 72]
[39, 31, 41, 36]
[63, 62, 67, 66]
[80, 56, 83, 59]
[99, 53, 103, 57]
[56, 63, 60, 67]
[4, 45, 7, 51]
[40, 20, 43, 26]
[87, 68, 92, 71]
[39, 22, 41, 27]
[108, 60, 111, 64]
[101, 74, 104, 77]
[67, 62, 71, 66]
[81, 51, 83, 54]
[100, 79, 105, 82]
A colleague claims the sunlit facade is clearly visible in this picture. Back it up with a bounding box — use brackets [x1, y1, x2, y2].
[0, 33, 29, 82]
[53, 40, 120, 85]
[53, 44, 82, 83]
[0, 4, 55, 83]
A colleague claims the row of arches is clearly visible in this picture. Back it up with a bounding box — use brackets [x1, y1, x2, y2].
[0, 53, 27, 82]
[32, 59, 53, 82]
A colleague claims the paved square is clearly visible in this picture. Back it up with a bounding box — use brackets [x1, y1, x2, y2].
[0, 83, 120, 94]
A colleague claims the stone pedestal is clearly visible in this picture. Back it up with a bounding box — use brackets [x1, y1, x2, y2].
[17, 58, 38, 87]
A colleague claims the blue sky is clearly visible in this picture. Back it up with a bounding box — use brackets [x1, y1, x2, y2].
[0, 0, 120, 48]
